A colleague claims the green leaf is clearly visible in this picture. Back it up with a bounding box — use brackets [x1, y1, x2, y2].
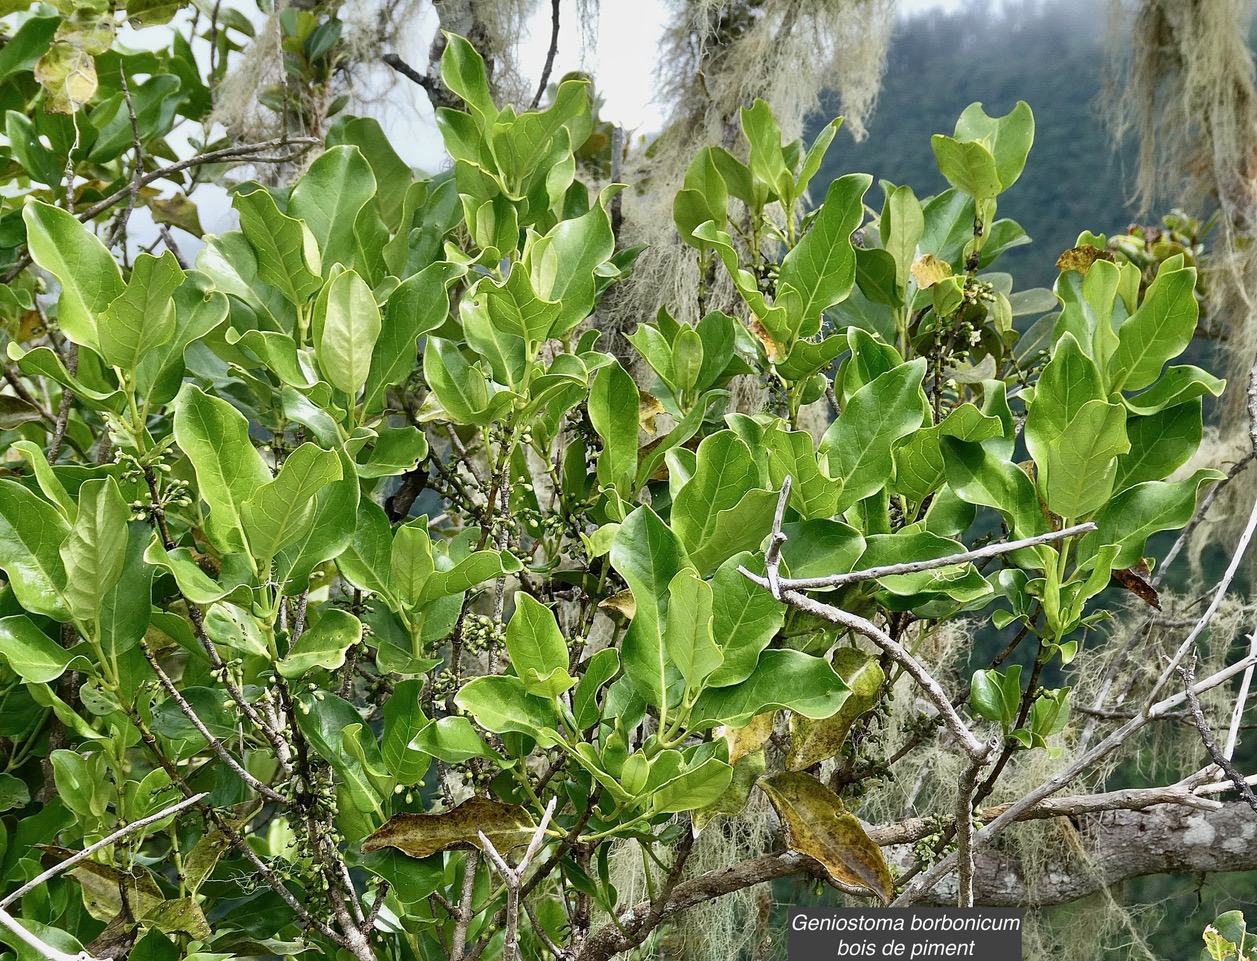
[1024, 333, 1107, 481]
[1123, 364, 1225, 415]
[295, 692, 384, 817]
[23, 199, 123, 351]
[279, 609, 361, 677]
[610, 506, 689, 711]
[589, 361, 639, 496]
[233, 188, 322, 306]
[358, 426, 429, 479]
[930, 136, 1001, 200]
[650, 757, 733, 814]
[1116, 399, 1203, 490]
[764, 427, 840, 519]
[941, 437, 1049, 545]
[410, 716, 501, 765]
[1111, 265, 1199, 392]
[59, 477, 128, 630]
[759, 771, 893, 902]
[174, 384, 271, 554]
[881, 183, 925, 293]
[439, 33, 497, 127]
[1037, 398, 1129, 521]
[505, 594, 573, 697]
[0, 616, 83, 682]
[381, 679, 429, 782]
[363, 262, 459, 414]
[313, 269, 381, 396]
[97, 251, 182, 373]
[821, 358, 927, 511]
[242, 442, 342, 565]
[664, 570, 723, 692]
[892, 402, 1003, 503]
[528, 194, 617, 335]
[453, 675, 562, 747]
[1085, 468, 1222, 569]
[0, 479, 70, 619]
[672, 431, 778, 574]
[573, 648, 621, 730]
[690, 650, 848, 729]
[289, 145, 377, 274]
[953, 100, 1034, 191]
[778, 174, 870, 337]
[707, 554, 786, 688]
[423, 337, 490, 424]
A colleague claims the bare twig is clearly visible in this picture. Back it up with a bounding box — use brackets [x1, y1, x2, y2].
[1225, 633, 1257, 759]
[743, 571, 987, 759]
[450, 850, 479, 961]
[758, 521, 1095, 592]
[139, 640, 286, 803]
[530, 0, 561, 109]
[1177, 655, 1257, 812]
[1147, 490, 1257, 702]
[763, 476, 792, 599]
[894, 646, 1257, 904]
[476, 798, 557, 961]
[0, 792, 207, 909]
[955, 743, 995, 907]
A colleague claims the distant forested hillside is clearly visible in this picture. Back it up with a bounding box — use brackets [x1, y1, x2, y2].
[813, 0, 1137, 291]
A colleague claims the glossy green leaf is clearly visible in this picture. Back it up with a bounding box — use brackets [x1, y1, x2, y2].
[453, 675, 562, 748]
[173, 384, 271, 554]
[59, 477, 128, 630]
[1111, 264, 1199, 392]
[589, 361, 639, 496]
[242, 442, 342, 565]
[0, 479, 70, 619]
[690, 650, 848, 729]
[97, 251, 182, 373]
[23, 199, 123, 350]
[664, 569, 723, 692]
[279, 609, 362, 677]
[233, 188, 322, 306]
[505, 594, 573, 697]
[289, 145, 377, 274]
[778, 174, 870, 337]
[610, 506, 688, 711]
[314, 269, 381, 396]
[0, 616, 83, 682]
[821, 358, 927, 511]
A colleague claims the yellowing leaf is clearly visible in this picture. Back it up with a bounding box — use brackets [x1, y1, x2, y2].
[759, 771, 893, 903]
[720, 711, 775, 764]
[910, 253, 953, 289]
[1055, 245, 1113, 277]
[361, 797, 536, 860]
[788, 649, 885, 771]
[35, 42, 97, 113]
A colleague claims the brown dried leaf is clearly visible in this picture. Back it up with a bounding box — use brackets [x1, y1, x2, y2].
[361, 797, 536, 860]
[1112, 561, 1160, 610]
[38, 845, 164, 922]
[911, 253, 953, 289]
[599, 589, 636, 620]
[788, 650, 885, 771]
[144, 194, 205, 238]
[1055, 245, 1113, 277]
[748, 317, 783, 362]
[759, 771, 893, 903]
[84, 914, 138, 961]
[638, 392, 665, 434]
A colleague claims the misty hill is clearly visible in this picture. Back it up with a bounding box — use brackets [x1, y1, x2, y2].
[813, 0, 1140, 291]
